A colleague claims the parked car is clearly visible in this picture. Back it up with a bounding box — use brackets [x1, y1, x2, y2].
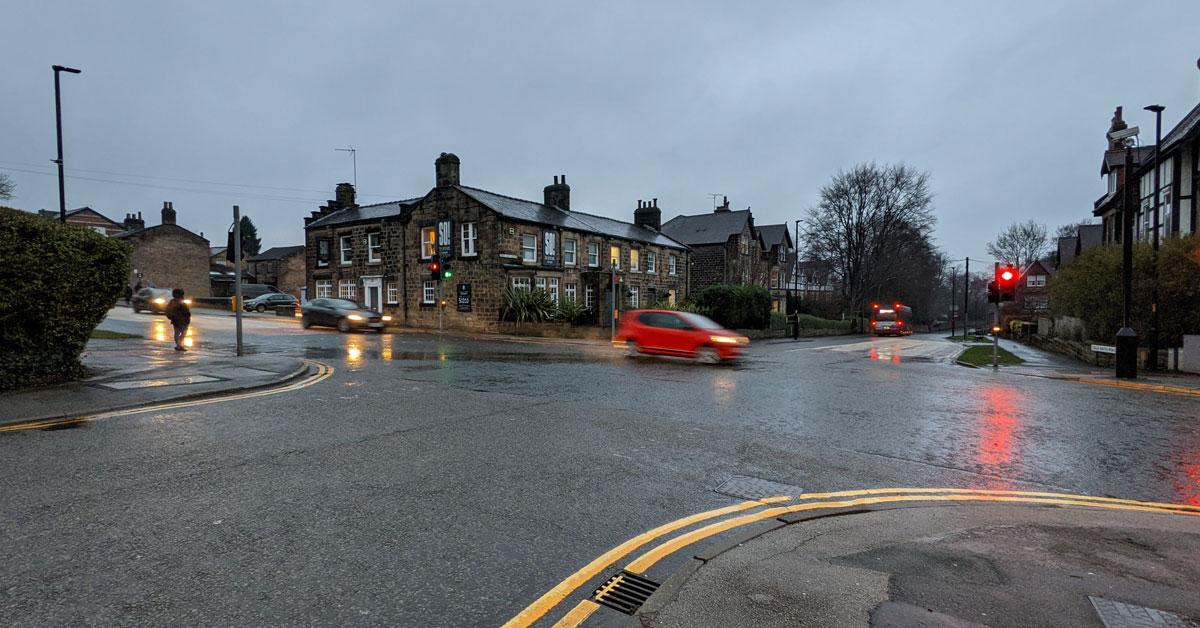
[300, 298, 391, 332]
[244, 292, 299, 313]
[131, 288, 190, 314]
[616, 309, 749, 363]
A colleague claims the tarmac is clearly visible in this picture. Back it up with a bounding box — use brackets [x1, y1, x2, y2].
[0, 337, 308, 427]
[616, 500, 1200, 628]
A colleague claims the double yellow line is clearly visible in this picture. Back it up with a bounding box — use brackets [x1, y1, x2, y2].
[0, 360, 334, 433]
[508, 487, 1200, 628]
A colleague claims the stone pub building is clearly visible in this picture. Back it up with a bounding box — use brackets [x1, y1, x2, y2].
[304, 153, 689, 332]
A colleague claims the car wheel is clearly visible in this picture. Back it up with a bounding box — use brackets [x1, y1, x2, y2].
[301, 315, 312, 329]
[625, 340, 641, 358]
[256, 304, 266, 313]
[696, 346, 721, 364]
[337, 318, 351, 333]
[133, 306, 140, 314]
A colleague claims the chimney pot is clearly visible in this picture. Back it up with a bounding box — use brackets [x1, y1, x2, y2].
[634, 196, 661, 231]
[435, 152, 461, 187]
[544, 173, 570, 210]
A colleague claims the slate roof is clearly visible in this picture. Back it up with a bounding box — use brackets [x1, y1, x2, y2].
[1100, 146, 1153, 175]
[660, 210, 750, 246]
[1057, 236, 1078, 268]
[456, 186, 687, 249]
[1162, 101, 1200, 151]
[248, 245, 305, 261]
[210, 246, 227, 257]
[1076, 224, 1104, 252]
[756, 223, 792, 249]
[305, 198, 422, 229]
[115, 222, 208, 244]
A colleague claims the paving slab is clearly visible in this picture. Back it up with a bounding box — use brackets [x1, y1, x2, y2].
[0, 339, 308, 426]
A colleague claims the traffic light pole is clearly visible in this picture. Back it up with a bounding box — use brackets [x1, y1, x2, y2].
[963, 257, 970, 336]
[993, 262, 999, 369]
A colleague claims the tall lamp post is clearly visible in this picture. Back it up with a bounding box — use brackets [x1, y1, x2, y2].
[52, 65, 82, 223]
[1144, 104, 1164, 371]
[1114, 129, 1139, 379]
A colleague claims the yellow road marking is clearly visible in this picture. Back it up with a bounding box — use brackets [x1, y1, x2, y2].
[789, 487, 1200, 513]
[501, 495, 789, 628]
[1067, 377, 1200, 398]
[0, 361, 334, 433]
[550, 600, 600, 628]
[624, 492, 1200, 574]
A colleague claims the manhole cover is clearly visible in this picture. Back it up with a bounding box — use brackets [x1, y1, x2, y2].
[1089, 596, 1197, 628]
[715, 475, 802, 500]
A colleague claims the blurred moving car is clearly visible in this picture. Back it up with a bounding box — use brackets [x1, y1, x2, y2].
[131, 288, 191, 314]
[300, 298, 391, 333]
[244, 292, 299, 313]
[616, 309, 748, 363]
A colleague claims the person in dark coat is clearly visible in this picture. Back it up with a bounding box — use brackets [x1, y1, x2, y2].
[164, 288, 192, 351]
[123, 284, 133, 305]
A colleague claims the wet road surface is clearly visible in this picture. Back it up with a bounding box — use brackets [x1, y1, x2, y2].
[1, 307, 1197, 625]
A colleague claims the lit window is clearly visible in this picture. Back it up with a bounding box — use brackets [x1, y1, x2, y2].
[421, 227, 437, 259]
[422, 281, 436, 304]
[339, 280, 357, 300]
[610, 245, 620, 269]
[630, 249, 639, 272]
[460, 222, 477, 256]
[340, 236, 353, 265]
[522, 234, 537, 263]
[564, 283, 577, 303]
[587, 242, 599, 267]
[669, 255, 677, 275]
[386, 282, 398, 304]
[646, 251, 656, 273]
[315, 280, 332, 298]
[368, 232, 381, 263]
[564, 239, 577, 266]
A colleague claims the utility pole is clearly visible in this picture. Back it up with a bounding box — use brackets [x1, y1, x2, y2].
[950, 266, 957, 338]
[233, 205, 244, 357]
[52, 65, 81, 223]
[992, 262, 1000, 368]
[336, 146, 357, 188]
[1144, 105, 1164, 371]
[963, 257, 970, 336]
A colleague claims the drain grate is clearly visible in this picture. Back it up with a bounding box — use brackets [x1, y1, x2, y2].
[1088, 596, 1196, 628]
[592, 571, 660, 615]
[715, 475, 803, 500]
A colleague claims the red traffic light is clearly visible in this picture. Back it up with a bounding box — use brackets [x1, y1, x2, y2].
[999, 269, 1015, 282]
[429, 261, 440, 272]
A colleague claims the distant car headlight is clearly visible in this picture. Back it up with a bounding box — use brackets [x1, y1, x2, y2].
[347, 314, 364, 321]
[381, 315, 393, 322]
[710, 335, 740, 344]
[183, 299, 192, 305]
[153, 298, 166, 304]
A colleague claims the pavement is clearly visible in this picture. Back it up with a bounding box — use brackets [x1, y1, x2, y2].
[625, 499, 1200, 628]
[0, 336, 308, 427]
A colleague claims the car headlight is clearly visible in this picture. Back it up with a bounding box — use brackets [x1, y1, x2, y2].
[381, 315, 392, 322]
[710, 335, 740, 344]
[347, 314, 364, 321]
[153, 298, 166, 304]
[183, 299, 192, 305]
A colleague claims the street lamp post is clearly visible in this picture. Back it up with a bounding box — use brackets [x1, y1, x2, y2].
[1144, 104, 1164, 371]
[52, 65, 82, 223]
[1115, 142, 1138, 378]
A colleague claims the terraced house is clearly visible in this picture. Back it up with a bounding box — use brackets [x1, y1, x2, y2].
[303, 153, 689, 332]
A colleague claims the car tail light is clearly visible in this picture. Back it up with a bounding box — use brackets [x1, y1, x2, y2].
[895, 321, 902, 326]
[870, 320, 876, 326]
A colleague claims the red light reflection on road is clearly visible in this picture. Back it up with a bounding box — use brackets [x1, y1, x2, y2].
[1179, 462, 1200, 506]
[978, 385, 1019, 478]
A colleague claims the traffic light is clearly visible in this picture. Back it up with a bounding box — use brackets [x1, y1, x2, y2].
[987, 281, 1000, 303]
[996, 264, 1018, 302]
[441, 264, 453, 280]
[429, 258, 441, 281]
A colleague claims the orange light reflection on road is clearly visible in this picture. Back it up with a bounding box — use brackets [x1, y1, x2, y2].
[344, 335, 364, 365]
[978, 385, 1018, 473]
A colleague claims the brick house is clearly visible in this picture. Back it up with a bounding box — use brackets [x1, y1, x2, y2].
[304, 154, 689, 332]
[1000, 259, 1053, 327]
[37, 206, 125, 236]
[115, 202, 210, 297]
[247, 246, 306, 296]
[660, 198, 767, 291]
[756, 223, 795, 312]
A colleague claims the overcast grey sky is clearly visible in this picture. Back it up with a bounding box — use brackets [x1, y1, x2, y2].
[3, 1, 1199, 263]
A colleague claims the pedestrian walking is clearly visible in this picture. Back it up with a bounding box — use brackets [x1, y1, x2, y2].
[123, 284, 133, 306]
[165, 288, 192, 351]
[134, 281, 142, 293]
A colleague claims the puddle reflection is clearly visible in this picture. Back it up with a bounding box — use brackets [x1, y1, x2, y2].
[976, 385, 1020, 489]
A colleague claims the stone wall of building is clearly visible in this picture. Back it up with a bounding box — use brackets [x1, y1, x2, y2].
[126, 226, 210, 297]
[278, 252, 306, 297]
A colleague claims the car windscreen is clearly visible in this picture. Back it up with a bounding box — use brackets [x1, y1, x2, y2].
[677, 312, 724, 330]
[326, 299, 360, 309]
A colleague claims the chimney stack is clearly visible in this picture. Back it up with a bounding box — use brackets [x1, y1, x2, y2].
[634, 197, 661, 231]
[714, 196, 731, 213]
[161, 201, 177, 225]
[122, 212, 144, 231]
[435, 152, 461, 187]
[335, 182, 357, 208]
[543, 174, 570, 210]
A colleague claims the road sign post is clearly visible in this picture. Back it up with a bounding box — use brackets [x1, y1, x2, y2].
[232, 205, 244, 357]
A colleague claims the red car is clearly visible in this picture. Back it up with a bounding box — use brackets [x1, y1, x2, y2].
[616, 309, 749, 363]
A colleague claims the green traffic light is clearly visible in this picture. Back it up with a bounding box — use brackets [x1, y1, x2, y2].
[443, 270, 453, 279]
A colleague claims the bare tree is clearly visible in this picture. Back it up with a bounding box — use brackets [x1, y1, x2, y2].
[801, 163, 936, 329]
[986, 220, 1048, 268]
[1055, 220, 1096, 239]
[0, 172, 14, 201]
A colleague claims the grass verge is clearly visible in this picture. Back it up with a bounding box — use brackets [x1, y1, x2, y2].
[958, 344, 1024, 366]
[90, 329, 141, 339]
[947, 335, 991, 343]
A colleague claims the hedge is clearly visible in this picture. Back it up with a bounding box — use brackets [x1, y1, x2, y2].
[0, 207, 132, 390]
[690, 284, 772, 329]
[1049, 235, 1199, 346]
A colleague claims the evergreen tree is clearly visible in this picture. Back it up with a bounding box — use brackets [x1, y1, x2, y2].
[239, 215, 262, 256]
